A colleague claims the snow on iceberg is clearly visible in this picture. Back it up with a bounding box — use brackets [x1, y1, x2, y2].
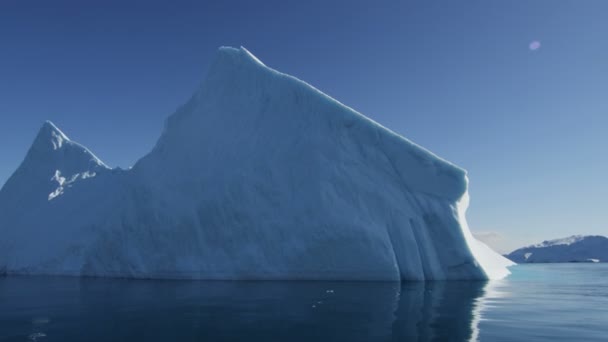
[506, 235, 608, 263]
[0, 47, 513, 280]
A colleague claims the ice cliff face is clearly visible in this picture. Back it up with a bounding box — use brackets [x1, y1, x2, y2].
[0, 47, 513, 280]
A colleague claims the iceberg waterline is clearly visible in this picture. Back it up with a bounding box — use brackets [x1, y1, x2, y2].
[0, 46, 513, 280]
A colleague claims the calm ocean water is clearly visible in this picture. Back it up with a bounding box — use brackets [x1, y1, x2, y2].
[0, 264, 606, 341]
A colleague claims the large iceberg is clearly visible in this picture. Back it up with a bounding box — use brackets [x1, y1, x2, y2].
[0, 47, 512, 280]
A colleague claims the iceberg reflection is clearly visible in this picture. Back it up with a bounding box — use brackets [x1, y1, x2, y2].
[0, 276, 491, 341]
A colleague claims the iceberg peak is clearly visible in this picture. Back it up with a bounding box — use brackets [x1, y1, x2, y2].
[198, 46, 269, 89]
[34, 120, 69, 151]
[23, 121, 107, 170]
[215, 46, 266, 68]
[7, 121, 109, 191]
[0, 121, 109, 213]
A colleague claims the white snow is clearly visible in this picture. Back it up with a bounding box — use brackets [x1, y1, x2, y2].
[532, 235, 586, 248]
[0, 46, 512, 281]
[48, 170, 98, 201]
[507, 235, 608, 263]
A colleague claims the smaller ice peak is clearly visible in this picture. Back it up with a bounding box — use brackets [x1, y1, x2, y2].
[41, 120, 67, 137]
[34, 120, 70, 151]
[28, 120, 109, 170]
[0, 121, 109, 209]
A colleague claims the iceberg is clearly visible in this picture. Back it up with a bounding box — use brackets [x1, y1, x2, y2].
[0, 47, 513, 280]
[506, 235, 608, 263]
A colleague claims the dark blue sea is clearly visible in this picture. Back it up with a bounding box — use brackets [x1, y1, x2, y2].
[1, 264, 606, 341]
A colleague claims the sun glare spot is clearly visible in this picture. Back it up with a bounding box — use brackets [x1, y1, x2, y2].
[529, 41, 541, 51]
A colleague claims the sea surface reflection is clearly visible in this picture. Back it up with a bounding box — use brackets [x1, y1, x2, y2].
[0, 276, 490, 341]
[3, 264, 608, 341]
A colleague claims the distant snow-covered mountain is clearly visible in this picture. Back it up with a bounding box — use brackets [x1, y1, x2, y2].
[506, 236, 608, 263]
[0, 47, 512, 281]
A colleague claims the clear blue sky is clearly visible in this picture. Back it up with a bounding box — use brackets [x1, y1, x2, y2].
[1, 0, 606, 253]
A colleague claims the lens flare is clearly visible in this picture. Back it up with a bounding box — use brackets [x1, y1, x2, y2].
[529, 41, 541, 51]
